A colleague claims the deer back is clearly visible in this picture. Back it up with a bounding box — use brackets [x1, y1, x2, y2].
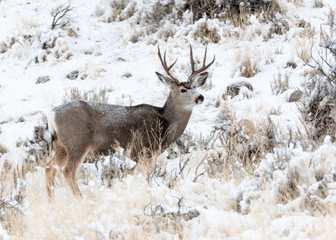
[51, 100, 173, 159]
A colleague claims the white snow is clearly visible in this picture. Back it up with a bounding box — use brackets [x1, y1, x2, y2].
[1, 0, 336, 238]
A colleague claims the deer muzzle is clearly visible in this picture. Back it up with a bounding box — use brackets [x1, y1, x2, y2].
[196, 95, 204, 104]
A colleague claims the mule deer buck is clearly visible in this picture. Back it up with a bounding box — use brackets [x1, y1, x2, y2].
[45, 45, 215, 197]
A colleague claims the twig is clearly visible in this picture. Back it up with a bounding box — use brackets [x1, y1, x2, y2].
[178, 157, 190, 179]
[193, 158, 206, 182]
[51, 3, 73, 30]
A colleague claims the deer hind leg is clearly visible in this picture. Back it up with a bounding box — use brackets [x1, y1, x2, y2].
[45, 142, 67, 198]
[62, 147, 91, 197]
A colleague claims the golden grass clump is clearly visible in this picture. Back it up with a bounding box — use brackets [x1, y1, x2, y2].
[63, 86, 109, 103]
[234, 45, 262, 78]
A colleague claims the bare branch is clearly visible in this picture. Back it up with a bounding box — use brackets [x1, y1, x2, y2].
[51, 3, 73, 30]
[193, 158, 206, 182]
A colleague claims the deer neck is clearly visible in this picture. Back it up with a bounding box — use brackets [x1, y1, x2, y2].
[162, 94, 193, 143]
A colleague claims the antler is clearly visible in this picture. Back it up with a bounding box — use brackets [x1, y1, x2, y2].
[188, 45, 215, 83]
[157, 46, 180, 84]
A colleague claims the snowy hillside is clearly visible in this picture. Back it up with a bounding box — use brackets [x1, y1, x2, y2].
[1, 0, 336, 239]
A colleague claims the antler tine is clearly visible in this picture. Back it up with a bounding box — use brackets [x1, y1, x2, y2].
[188, 45, 215, 83]
[189, 44, 195, 73]
[158, 46, 180, 84]
[203, 47, 208, 68]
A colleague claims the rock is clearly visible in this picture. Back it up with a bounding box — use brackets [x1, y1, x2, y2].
[0, 144, 8, 154]
[223, 81, 253, 99]
[117, 57, 126, 62]
[66, 70, 79, 80]
[36, 75, 51, 84]
[0, 41, 7, 54]
[288, 90, 302, 102]
[286, 61, 297, 69]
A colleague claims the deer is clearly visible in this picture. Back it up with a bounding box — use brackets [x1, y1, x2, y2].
[45, 45, 215, 197]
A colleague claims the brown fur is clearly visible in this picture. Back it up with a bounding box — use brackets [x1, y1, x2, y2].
[45, 47, 214, 197]
[45, 84, 204, 197]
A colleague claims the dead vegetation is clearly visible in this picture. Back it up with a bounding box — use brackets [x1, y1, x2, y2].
[206, 102, 277, 180]
[185, 0, 282, 26]
[1, 2, 336, 239]
[299, 9, 336, 142]
[103, 0, 284, 43]
[143, 197, 199, 237]
[63, 86, 109, 103]
[234, 45, 262, 78]
[0, 160, 26, 235]
[0, 144, 8, 155]
[50, 3, 74, 30]
[271, 72, 290, 95]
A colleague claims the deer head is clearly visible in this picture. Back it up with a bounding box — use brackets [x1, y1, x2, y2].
[155, 45, 215, 110]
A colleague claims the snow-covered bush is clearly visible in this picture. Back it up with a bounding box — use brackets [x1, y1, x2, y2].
[209, 101, 277, 177]
[20, 119, 51, 173]
[300, 9, 336, 142]
[0, 161, 27, 235]
[234, 44, 262, 78]
[95, 148, 136, 187]
[270, 72, 290, 95]
[94, 0, 283, 43]
[143, 197, 200, 235]
[267, 13, 289, 38]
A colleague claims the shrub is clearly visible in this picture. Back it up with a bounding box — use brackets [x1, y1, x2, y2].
[50, 3, 74, 30]
[234, 45, 261, 78]
[99, 0, 283, 43]
[0, 161, 26, 234]
[21, 120, 51, 173]
[270, 72, 290, 95]
[299, 9, 336, 142]
[207, 102, 277, 180]
[184, 0, 282, 25]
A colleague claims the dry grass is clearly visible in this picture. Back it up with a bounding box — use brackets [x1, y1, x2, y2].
[295, 36, 314, 62]
[63, 86, 109, 103]
[0, 160, 26, 235]
[0, 144, 8, 155]
[2, 118, 336, 238]
[298, 9, 336, 142]
[234, 45, 261, 78]
[186, 0, 283, 26]
[191, 20, 221, 44]
[103, 1, 284, 43]
[271, 72, 290, 95]
[206, 102, 277, 183]
[1, 157, 334, 239]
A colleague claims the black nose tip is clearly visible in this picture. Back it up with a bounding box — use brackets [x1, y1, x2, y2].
[197, 95, 204, 103]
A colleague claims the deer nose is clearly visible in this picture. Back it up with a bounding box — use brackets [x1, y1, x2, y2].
[196, 95, 204, 104]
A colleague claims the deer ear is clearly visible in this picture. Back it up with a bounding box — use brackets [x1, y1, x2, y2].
[192, 72, 208, 88]
[155, 72, 176, 87]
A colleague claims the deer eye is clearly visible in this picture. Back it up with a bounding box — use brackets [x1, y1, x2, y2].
[180, 89, 187, 93]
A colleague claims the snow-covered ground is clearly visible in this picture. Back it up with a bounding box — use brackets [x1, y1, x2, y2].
[1, 0, 336, 239]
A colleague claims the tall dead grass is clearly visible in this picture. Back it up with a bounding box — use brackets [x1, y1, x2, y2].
[234, 45, 262, 78]
[298, 9, 336, 143]
[207, 101, 277, 182]
[63, 86, 109, 103]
